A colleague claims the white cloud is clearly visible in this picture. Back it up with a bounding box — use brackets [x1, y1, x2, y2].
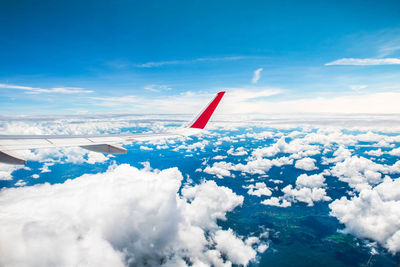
[90, 88, 284, 114]
[251, 68, 263, 84]
[139, 145, 153, 151]
[203, 157, 276, 178]
[175, 140, 209, 152]
[204, 161, 235, 178]
[388, 147, 400, 156]
[261, 197, 291, 208]
[330, 176, 400, 253]
[322, 146, 352, 164]
[212, 155, 227, 160]
[240, 131, 275, 140]
[86, 151, 109, 164]
[136, 56, 246, 68]
[329, 156, 400, 191]
[88, 87, 400, 115]
[204, 138, 303, 178]
[251, 137, 320, 159]
[295, 173, 326, 188]
[245, 182, 272, 197]
[257, 243, 269, 253]
[295, 157, 318, 171]
[14, 179, 27, 187]
[0, 83, 93, 94]
[0, 164, 24, 180]
[90, 96, 139, 105]
[365, 149, 384, 157]
[379, 43, 400, 57]
[349, 85, 367, 91]
[13, 147, 111, 167]
[227, 147, 248, 156]
[221, 92, 400, 114]
[281, 185, 331, 206]
[144, 85, 171, 92]
[263, 172, 330, 207]
[214, 229, 257, 265]
[325, 58, 400, 66]
[269, 179, 283, 184]
[271, 156, 293, 167]
[0, 164, 258, 266]
[0, 116, 137, 136]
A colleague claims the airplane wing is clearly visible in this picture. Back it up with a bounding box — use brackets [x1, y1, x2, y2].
[0, 91, 225, 165]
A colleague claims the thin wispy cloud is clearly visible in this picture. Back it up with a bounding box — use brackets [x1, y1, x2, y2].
[379, 45, 400, 57]
[89, 87, 285, 114]
[144, 85, 171, 92]
[349, 85, 367, 91]
[136, 56, 246, 68]
[0, 83, 93, 94]
[325, 58, 400, 66]
[251, 68, 263, 84]
[90, 96, 138, 107]
[97, 88, 400, 115]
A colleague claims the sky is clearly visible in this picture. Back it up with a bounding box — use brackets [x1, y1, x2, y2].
[1, 0, 400, 115]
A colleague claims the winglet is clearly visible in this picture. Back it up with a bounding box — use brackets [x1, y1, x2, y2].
[189, 91, 225, 129]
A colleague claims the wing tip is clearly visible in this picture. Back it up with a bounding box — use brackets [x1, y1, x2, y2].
[189, 91, 225, 129]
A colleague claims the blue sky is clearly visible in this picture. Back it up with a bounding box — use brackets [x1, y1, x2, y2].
[1, 0, 400, 115]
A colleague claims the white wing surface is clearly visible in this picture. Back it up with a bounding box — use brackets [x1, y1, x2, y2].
[0, 91, 225, 165]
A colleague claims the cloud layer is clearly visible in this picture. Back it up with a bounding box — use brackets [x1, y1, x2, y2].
[0, 164, 259, 266]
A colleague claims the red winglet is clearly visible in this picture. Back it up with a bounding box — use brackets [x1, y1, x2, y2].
[190, 91, 225, 129]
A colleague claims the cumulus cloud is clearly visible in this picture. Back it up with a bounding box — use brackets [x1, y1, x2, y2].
[251, 68, 263, 84]
[252, 137, 320, 159]
[329, 156, 400, 191]
[281, 185, 331, 206]
[19, 147, 111, 166]
[295, 157, 318, 171]
[175, 140, 209, 152]
[139, 145, 153, 151]
[365, 149, 384, 157]
[388, 147, 400, 156]
[204, 161, 236, 178]
[238, 131, 275, 140]
[214, 229, 257, 265]
[227, 147, 248, 156]
[0, 164, 25, 180]
[322, 146, 352, 164]
[212, 155, 227, 160]
[244, 182, 272, 197]
[325, 58, 400, 66]
[330, 176, 400, 253]
[261, 197, 291, 208]
[263, 173, 330, 207]
[295, 173, 326, 188]
[0, 164, 259, 266]
[204, 136, 322, 179]
[204, 154, 295, 179]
